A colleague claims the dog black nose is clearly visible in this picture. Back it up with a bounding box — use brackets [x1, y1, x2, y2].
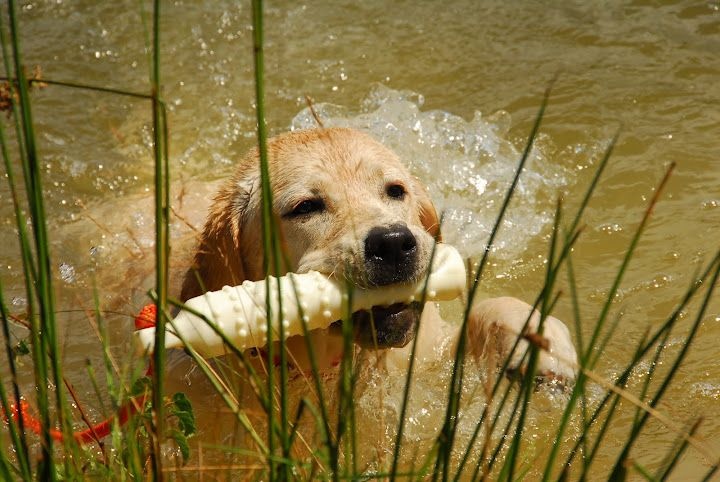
[364, 224, 418, 286]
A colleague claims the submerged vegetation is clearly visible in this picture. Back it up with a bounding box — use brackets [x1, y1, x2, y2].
[0, 0, 718, 480]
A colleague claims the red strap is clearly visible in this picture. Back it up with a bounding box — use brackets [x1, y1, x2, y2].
[2, 304, 157, 445]
[135, 304, 157, 330]
[6, 395, 148, 444]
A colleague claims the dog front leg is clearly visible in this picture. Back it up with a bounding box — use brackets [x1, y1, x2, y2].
[465, 296, 578, 387]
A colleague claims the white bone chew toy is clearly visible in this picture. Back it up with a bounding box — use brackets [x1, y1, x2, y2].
[134, 243, 466, 358]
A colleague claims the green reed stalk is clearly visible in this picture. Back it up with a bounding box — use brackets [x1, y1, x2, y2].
[0, 122, 33, 479]
[542, 134, 620, 477]
[0, 283, 32, 479]
[486, 373, 525, 477]
[249, 0, 294, 477]
[93, 287, 120, 413]
[390, 232, 442, 481]
[460, 126, 616, 481]
[285, 270, 335, 472]
[337, 282, 358, 478]
[538, 136, 620, 478]
[164, 296, 282, 443]
[586, 162, 672, 365]
[456, 99, 608, 482]
[655, 418, 702, 480]
[5, 0, 86, 475]
[1, 11, 171, 479]
[583, 328, 650, 468]
[472, 368, 519, 480]
[148, 0, 170, 478]
[607, 255, 720, 479]
[565, 253, 590, 471]
[0, 440, 11, 481]
[701, 462, 719, 481]
[433, 79, 555, 482]
[454, 227, 581, 480]
[631, 325, 672, 428]
[538, 163, 674, 480]
[564, 129, 620, 239]
[559, 251, 720, 477]
[162, 309, 269, 453]
[503, 198, 564, 482]
[457, 217, 579, 479]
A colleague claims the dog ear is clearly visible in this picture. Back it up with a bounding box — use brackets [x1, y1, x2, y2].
[413, 178, 442, 242]
[180, 183, 249, 301]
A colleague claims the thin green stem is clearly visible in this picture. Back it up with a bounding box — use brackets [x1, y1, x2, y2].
[149, 0, 169, 478]
[0, 281, 32, 479]
[250, 0, 290, 477]
[7, 0, 76, 475]
[391, 227, 443, 481]
[562, 251, 720, 473]
[435, 78, 556, 482]
[655, 418, 702, 480]
[547, 163, 676, 479]
[0, 76, 152, 99]
[505, 198, 563, 482]
[608, 255, 720, 479]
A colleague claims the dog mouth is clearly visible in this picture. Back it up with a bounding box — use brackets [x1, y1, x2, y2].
[351, 302, 421, 349]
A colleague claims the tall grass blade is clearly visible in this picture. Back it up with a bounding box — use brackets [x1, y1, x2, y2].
[390, 226, 443, 481]
[0, 122, 32, 480]
[655, 418, 702, 481]
[541, 163, 674, 479]
[249, 0, 294, 477]
[286, 270, 335, 470]
[0, 76, 153, 99]
[146, 0, 170, 477]
[701, 464, 718, 482]
[434, 78, 556, 482]
[561, 251, 720, 475]
[337, 280, 358, 478]
[0, 282, 32, 479]
[160, 303, 269, 454]
[565, 253, 590, 470]
[584, 328, 650, 468]
[458, 214, 581, 480]
[504, 198, 564, 482]
[539, 130, 620, 481]
[607, 252, 720, 479]
[4, 0, 83, 475]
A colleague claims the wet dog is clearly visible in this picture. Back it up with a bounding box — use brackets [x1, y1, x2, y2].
[180, 127, 577, 383]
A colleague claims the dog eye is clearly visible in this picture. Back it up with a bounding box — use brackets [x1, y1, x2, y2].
[386, 184, 406, 200]
[287, 199, 325, 217]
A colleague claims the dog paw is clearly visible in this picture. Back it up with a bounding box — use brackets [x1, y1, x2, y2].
[467, 296, 577, 387]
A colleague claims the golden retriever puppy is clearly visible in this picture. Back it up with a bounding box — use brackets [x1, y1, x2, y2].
[180, 127, 577, 383]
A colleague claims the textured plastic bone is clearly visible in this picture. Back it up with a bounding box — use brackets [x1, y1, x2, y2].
[133, 243, 466, 358]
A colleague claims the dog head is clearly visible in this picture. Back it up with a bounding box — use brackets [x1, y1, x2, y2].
[182, 128, 440, 348]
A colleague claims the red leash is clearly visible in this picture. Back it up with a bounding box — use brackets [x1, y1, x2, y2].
[3, 305, 157, 444]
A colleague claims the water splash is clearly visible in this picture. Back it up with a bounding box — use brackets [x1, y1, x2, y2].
[292, 84, 574, 263]
[59, 262, 76, 284]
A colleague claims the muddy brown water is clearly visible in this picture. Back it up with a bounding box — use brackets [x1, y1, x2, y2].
[1, 0, 719, 478]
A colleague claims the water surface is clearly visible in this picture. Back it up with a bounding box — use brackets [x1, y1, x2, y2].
[1, 0, 719, 478]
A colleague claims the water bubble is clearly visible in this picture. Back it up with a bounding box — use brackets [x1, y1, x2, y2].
[597, 223, 623, 234]
[59, 263, 76, 284]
